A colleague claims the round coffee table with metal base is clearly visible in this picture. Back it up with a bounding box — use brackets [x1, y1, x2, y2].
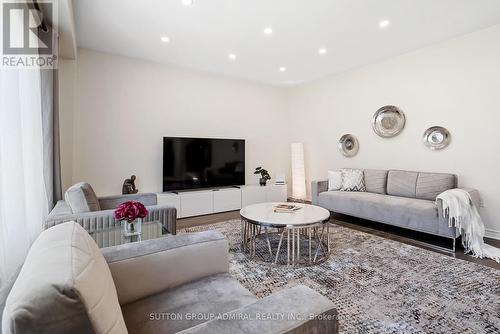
[240, 202, 331, 266]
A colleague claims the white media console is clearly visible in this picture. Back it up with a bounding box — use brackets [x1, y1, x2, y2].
[157, 184, 287, 218]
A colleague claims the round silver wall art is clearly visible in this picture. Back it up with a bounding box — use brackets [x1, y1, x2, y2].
[372, 105, 406, 138]
[422, 126, 451, 150]
[338, 134, 359, 157]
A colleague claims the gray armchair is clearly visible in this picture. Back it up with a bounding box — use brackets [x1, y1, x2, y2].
[45, 182, 177, 234]
[3, 222, 339, 334]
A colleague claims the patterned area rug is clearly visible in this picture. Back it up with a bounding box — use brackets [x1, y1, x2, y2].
[179, 220, 500, 334]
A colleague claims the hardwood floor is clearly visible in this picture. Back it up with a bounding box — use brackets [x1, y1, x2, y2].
[178, 211, 241, 229]
[333, 214, 500, 270]
[178, 210, 500, 270]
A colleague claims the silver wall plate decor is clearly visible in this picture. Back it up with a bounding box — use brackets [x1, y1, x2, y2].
[372, 105, 406, 138]
[422, 126, 451, 150]
[338, 134, 359, 157]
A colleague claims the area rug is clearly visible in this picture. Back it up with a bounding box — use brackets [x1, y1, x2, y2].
[179, 220, 500, 334]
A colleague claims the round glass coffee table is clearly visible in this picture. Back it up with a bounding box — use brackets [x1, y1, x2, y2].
[240, 202, 331, 266]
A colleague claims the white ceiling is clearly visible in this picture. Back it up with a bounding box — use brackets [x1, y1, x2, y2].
[74, 0, 500, 86]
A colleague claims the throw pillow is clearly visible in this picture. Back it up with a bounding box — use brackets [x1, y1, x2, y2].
[327, 170, 342, 191]
[364, 169, 388, 194]
[3, 222, 127, 334]
[65, 182, 101, 213]
[340, 168, 366, 192]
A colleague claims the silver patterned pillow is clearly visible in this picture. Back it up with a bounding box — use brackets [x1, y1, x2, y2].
[340, 168, 366, 192]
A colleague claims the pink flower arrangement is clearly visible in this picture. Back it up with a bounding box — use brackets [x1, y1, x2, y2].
[114, 201, 148, 222]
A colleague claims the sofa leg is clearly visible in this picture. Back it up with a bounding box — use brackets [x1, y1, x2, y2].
[452, 238, 456, 253]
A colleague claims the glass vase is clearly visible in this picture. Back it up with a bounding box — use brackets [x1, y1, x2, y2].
[122, 219, 142, 236]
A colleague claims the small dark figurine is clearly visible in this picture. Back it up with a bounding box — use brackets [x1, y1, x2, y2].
[122, 175, 139, 194]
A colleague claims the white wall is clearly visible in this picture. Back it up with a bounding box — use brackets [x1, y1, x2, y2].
[289, 25, 500, 237]
[58, 58, 76, 192]
[63, 25, 500, 237]
[72, 49, 290, 196]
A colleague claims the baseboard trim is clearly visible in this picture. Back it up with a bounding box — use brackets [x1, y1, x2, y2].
[485, 229, 500, 240]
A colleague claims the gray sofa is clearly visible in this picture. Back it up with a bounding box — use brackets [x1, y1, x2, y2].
[45, 182, 177, 234]
[312, 169, 480, 248]
[2, 222, 338, 333]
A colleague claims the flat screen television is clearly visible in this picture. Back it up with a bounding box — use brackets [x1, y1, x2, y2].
[163, 137, 245, 191]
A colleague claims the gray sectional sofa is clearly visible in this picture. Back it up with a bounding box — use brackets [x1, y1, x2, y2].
[312, 169, 480, 249]
[3, 222, 338, 333]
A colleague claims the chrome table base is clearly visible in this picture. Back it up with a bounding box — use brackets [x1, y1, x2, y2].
[241, 218, 330, 266]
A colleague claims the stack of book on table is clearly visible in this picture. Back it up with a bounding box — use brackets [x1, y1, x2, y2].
[273, 204, 302, 213]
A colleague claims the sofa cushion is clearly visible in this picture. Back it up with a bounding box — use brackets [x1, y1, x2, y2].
[2, 222, 127, 334]
[340, 168, 366, 192]
[179, 285, 338, 334]
[327, 170, 342, 191]
[416, 172, 456, 201]
[65, 182, 101, 213]
[318, 191, 440, 235]
[122, 273, 257, 334]
[364, 169, 388, 194]
[103, 231, 230, 305]
[387, 170, 418, 198]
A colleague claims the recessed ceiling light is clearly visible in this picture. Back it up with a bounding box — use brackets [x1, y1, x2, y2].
[318, 48, 327, 55]
[182, 0, 194, 6]
[379, 20, 390, 28]
[228, 53, 237, 60]
[160, 36, 170, 43]
[264, 27, 273, 35]
[279, 67, 286, 72]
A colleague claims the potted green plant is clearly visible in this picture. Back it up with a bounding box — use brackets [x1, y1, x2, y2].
[254, 167, 271, 186]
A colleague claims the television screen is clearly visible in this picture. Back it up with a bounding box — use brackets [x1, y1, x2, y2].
[163, 137, 245, 191]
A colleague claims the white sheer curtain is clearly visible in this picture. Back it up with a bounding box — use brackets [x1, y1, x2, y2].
[0, 8, 49, 304]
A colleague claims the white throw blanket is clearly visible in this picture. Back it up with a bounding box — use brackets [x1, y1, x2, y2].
[437, 189, 500, 263]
